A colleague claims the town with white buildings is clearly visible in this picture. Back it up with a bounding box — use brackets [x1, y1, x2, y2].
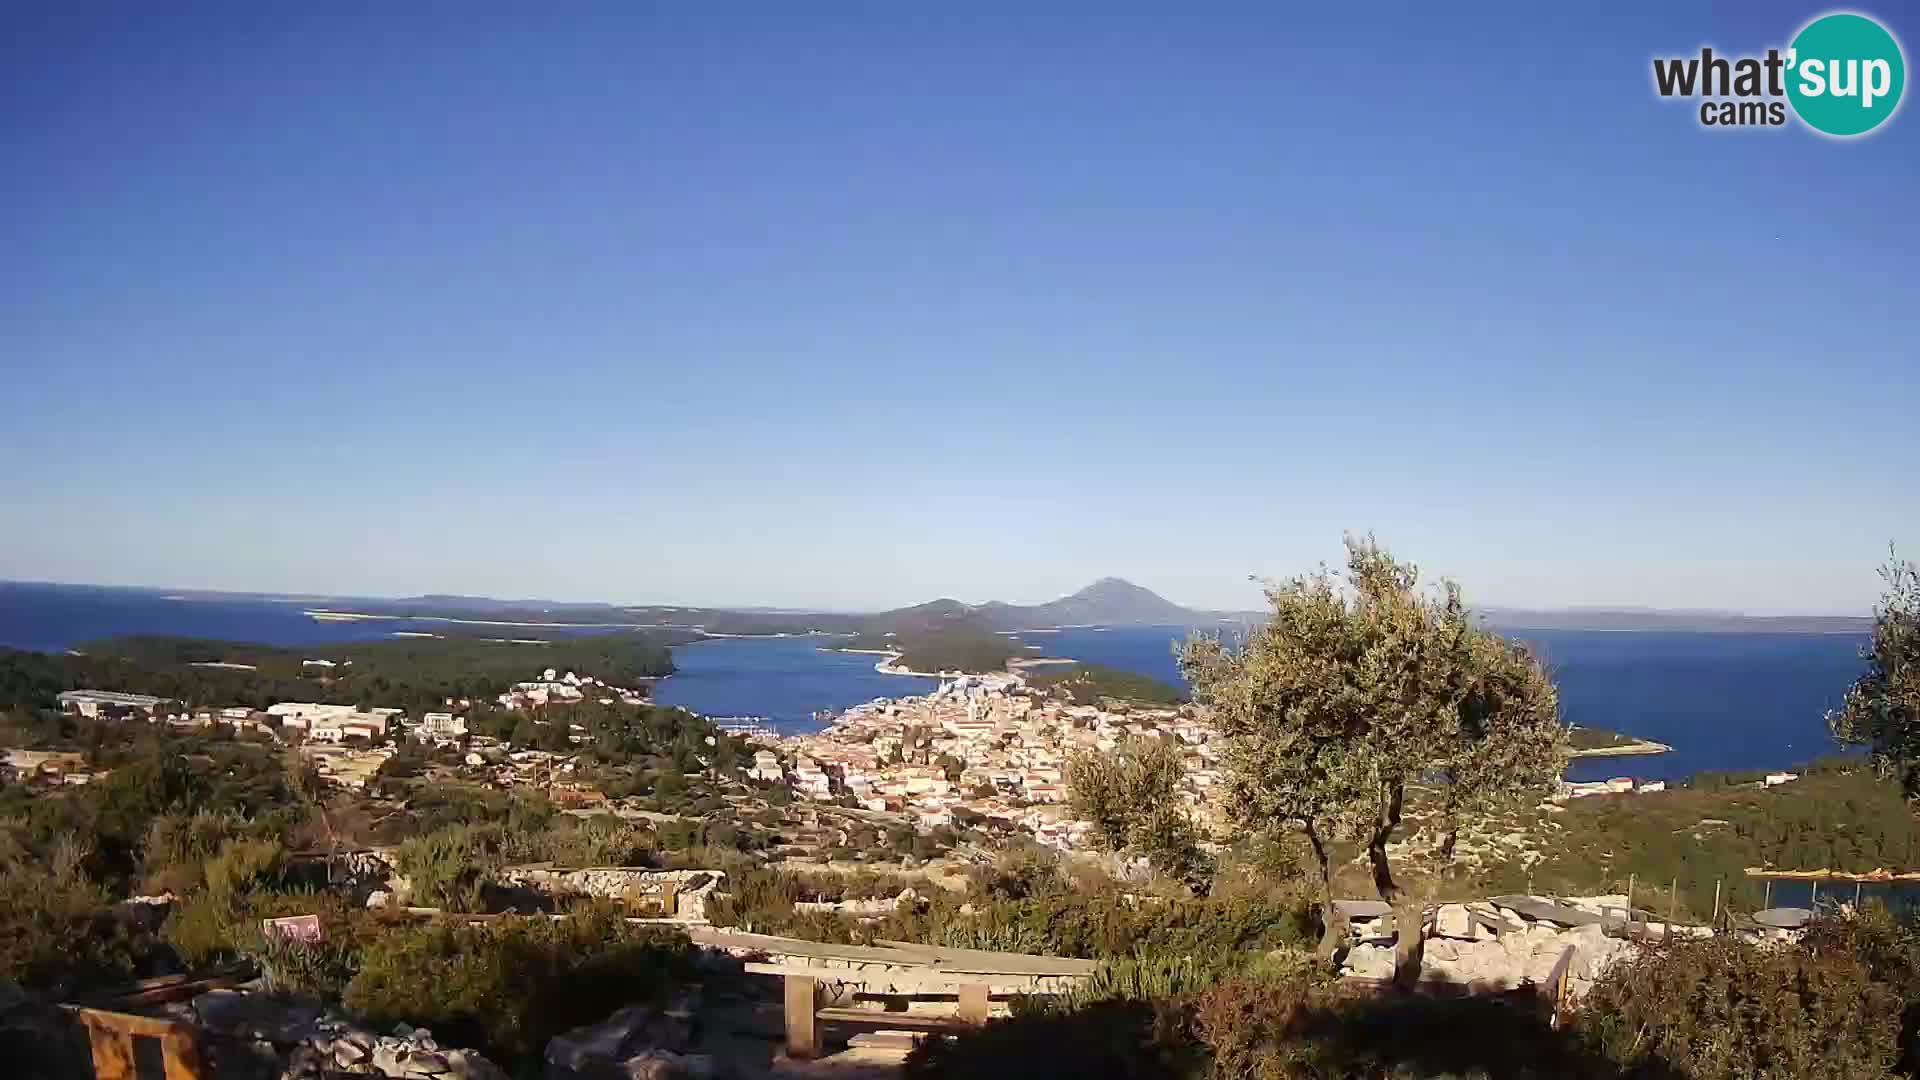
[762, 673, 1228, 853]
[40, 665, 1713, 850]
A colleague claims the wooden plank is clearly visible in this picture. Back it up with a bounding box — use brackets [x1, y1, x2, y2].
[688, 927, 932, 966]
[957, 983, 989, 1025]
[816, 1008, 970, 1032]
[784, 974, 818, 1060]
[744, 961, 1076, 995]
[96, 973, 250, 1010]
[1544, 945, 1577, 1029]
[869, 940, 1101, 977]
[162, 1031, 208, 1080]
[82, 1024, 135, 1080]
[72, 1007, 194, 1040]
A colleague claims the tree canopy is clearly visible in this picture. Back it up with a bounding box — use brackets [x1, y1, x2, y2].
[1180, 536, 1567, 981]
[1064, 735, 1205, 882]
[1830, 552, 1920, 796]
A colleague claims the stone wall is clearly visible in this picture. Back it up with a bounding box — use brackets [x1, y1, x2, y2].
[497, 867, 725, 922]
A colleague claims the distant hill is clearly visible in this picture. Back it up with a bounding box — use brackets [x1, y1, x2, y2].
[1019, 576, 1204, 627]
[1478, 607, 1871, 635]
[13, 579, 1867, 642]
[866, 577, 1230, 632]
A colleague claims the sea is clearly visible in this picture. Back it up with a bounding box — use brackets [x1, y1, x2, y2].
[0, 582, 1870, 784]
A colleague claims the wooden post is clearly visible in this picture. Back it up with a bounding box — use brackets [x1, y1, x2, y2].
[783, 975, 819, 1059]
[162, 1031, 208, 1080]
[958, 982, 990, 1025]
[1764, 878, 1772, 908]
[1712, 879, 1723, 930]
[81, 1020, 135, 1080]
[1857, 880, 1865, 907]
[1811, 879, 1820, 908]
[73, 1008, 205, 1080]
[1627, 874, 1635, 929]
[1669, 878, 1678, 932]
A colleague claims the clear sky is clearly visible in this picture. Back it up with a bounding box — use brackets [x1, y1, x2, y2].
[3, 4, 1915, 614]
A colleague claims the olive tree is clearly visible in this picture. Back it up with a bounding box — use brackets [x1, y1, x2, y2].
[1830, 551, 1920, 795]
[1180, 536, 1566, 986]
[1065, 735, 1209, 884]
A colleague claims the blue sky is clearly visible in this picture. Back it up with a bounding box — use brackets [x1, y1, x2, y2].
[3, 3, 1915, 613]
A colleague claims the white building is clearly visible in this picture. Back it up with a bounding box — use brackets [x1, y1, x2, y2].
[416, 711, 468, 742]
[268, 703, 399, 741]
[58, 690, 165, 718]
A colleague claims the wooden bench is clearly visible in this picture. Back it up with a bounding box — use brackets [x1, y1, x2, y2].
[754, 966, 1000, 1058]
[67, 1007, 206, 1080]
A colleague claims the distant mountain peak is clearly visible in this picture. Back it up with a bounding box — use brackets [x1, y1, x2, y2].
[1029, 577, 1195, 626]
[1069, 577, 1158, 599]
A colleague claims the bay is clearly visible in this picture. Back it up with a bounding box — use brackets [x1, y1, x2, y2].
[0, 583, 1872, 782]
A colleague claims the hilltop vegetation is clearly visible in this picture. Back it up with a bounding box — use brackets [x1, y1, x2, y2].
[843, 626, 1023, 673]
[1455, 759, 1920, 920]
[1030, 662, 1187, 706]
[0, 632, 676, 715]
[1566, 726, 1655, 751]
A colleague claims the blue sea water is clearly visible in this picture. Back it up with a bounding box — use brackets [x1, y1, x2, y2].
[0, 581, 635, 652]
[0, 582, 406, 652]
[651, 637, 938, 730]
[0, 583, 1870, 781]
[1016, 624, 1868, 783]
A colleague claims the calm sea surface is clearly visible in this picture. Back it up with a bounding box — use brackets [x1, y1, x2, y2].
[0, 584, 1869, 781]
[650, 637, 938, 729]
[1019, 625, 1867, 783]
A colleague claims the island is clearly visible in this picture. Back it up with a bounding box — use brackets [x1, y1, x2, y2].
[1567, 724, 1674, 758]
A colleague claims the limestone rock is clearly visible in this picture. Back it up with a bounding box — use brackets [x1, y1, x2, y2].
[546, 1001, 700, 1079]
[611, 1049, 715, 1080]
[192, 989, 323, 1043]
[1433, 903, 1473, 939]
[1342, 943, 1396, 980]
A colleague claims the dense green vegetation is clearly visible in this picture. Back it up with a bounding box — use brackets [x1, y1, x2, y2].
[909, 906, 1920, 1079]
[1566, 726, 1649, 751]
[842, 626, 1022, 673]
[1831, 552, 1920, 795]
[0, 632, 676, 715]
[704, 841, 1316, 962]
[1466, 758, 1920, 921]
[1183, 536, 1568, 977]
[1067, 736, 1209, 883]
[1031, 662, 1188, 706]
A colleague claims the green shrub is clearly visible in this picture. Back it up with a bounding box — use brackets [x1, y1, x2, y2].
[139, 809, 250, 895]
[0, 832, 158, 994]
[394, 824, 503, 911]
[1575, 933, 1902, 1079]
[907, 999, 1190, 1080]
[342, 906, 693, 1069]
[1802, 907, 1920, 1075]
[204, 837, 287, 908]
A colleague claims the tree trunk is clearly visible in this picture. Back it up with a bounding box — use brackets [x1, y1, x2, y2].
[1390, 893, 1427, 992]
[1305, 819, 1343, 961]
[1365, 783, 1405, 902]
[1365, 783, 1424, 990]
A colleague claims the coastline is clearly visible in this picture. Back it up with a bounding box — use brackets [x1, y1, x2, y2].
[1569, 739, 1675, 759]
[305, 609, 651, 630]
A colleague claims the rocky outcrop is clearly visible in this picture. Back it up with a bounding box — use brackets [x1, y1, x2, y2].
[187, 990, 507, 1080]
[544, 997, 710, 1080]
[499, 867, 725, 922]
[283, 1023, 508, 1080]
[1340, 897, 1642, 999]
[794, 888, 919, 918]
